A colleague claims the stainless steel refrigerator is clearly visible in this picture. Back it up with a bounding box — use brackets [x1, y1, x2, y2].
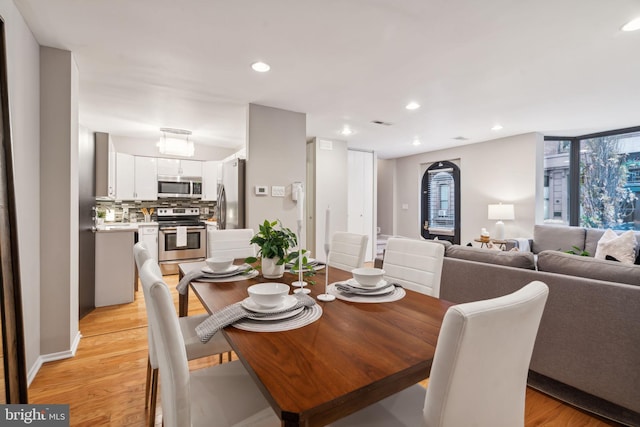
[217, 158, 246, 229]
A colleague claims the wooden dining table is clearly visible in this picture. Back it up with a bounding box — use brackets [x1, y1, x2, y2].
[179, 261, 453, 427]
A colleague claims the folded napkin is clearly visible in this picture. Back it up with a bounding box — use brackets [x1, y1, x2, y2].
[334, 281, 397, 295]
[196, 294, 316, 343]
[176, 264, 251, 295]
[286, 260, 325, 269]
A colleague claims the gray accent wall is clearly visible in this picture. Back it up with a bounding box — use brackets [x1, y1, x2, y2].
[377, 158, 394, 236]
[39, 47, 79, 355]
[246, 104, 306, 246]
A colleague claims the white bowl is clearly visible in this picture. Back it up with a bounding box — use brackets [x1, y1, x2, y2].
[352, 267, 385, 287]
[205, 257, 234, 272]
[247, 282, 290, 308]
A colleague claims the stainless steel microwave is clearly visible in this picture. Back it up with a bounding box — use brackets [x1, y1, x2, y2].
[157, 176, 202, 198]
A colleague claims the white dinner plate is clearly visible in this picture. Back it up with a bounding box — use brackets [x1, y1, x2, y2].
[241, 295, 297, 313]
[201, 265, 240, 275]
[249, 307, 304, 321]
[340, 283, 395, 296]
[346, 278, 389, 290]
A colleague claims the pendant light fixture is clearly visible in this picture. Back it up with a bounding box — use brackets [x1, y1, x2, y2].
[157, 128, 195, 157]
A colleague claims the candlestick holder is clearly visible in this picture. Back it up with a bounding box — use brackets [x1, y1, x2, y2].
[317, 243, 335, 301]
[292, 220, 310, 294]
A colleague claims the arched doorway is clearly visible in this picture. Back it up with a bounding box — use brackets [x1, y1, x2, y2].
[421, 161, 460, 244]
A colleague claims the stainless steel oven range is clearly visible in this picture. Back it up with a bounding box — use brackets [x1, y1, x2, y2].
[157, 207, 206, 275]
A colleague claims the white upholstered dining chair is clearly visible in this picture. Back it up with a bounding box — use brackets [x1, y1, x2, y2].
[140, 260, 280, 427]
[328, 280, 549, 427]
[382, 237, 445, 296]
[327, 232, 368, 272]
[207, 228, 256, 259]
[134, 242, 233, 427]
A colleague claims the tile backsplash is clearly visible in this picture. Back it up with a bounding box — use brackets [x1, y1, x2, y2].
[96, 198, 217, 222]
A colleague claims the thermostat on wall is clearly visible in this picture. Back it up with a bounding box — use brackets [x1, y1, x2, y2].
[255, 185, 268, 196]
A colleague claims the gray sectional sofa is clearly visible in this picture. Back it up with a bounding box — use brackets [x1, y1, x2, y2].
[439, 224, 640, 425]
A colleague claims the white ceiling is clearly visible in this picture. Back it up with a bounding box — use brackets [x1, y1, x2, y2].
[14, 0, 640, 159]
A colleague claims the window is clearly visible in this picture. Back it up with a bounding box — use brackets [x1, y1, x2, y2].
[439, 184, 449, 212]
[543, 127, 640, 230]
[421, 161, 460, 244]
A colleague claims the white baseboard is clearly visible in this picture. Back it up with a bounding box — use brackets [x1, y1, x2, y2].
[27, 331, 82, 386]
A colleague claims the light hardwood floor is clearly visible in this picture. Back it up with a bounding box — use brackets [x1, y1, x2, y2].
[27, 275, 615, 426]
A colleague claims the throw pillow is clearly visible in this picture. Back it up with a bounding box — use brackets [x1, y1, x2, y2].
[594, 229, 637, 264]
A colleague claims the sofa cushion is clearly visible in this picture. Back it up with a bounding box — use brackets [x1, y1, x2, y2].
[537, 250, 640, 286]
[594, 229, 638, 264]
[532, 224, 586, 254]
[426, 239, 453, 250]
[585, 228, 640, 258]
[446, 245, 535, 269]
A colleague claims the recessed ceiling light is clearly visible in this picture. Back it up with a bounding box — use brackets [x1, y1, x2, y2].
[491, 124, 503, 131]
[622, 17, 640, 31]
[412, 139, 421, 146]
[405, 102, 420, 110]
[251, 61, 271, 72]
[340, 127, 353, 136]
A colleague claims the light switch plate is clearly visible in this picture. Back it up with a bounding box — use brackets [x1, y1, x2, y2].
[272, 186, 286, 197]
[255, 185, 268, 196]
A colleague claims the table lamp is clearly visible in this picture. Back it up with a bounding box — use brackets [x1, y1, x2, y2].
[488, 203, 515, 240]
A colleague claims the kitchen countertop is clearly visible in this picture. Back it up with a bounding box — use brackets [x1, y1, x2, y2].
[96, 222, 158, 232]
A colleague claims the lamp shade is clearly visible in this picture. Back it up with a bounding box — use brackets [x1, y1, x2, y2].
[488, 204, 515, 221]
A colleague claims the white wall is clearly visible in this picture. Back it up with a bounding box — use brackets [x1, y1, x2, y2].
[392, 133, 543, 244]
[246, 104, 306, 246]
[307, 138, 348, 262]
[0, 0, 42, 377]
[110, 135, 238, 161]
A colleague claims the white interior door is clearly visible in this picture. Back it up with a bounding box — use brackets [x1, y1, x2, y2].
[348, 150, 374, 261]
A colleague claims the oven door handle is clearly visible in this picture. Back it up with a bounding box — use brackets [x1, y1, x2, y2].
[160, 226, 206, 232]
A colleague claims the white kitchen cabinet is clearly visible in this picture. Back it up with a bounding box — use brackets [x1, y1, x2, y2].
[95, 230, 135, 306]
[202, 160, 220, 200]
[116, 152, 135, 200]
[95, 132, 116, 199]
[180, 159, 202, 177]
[116, 153, 157, 200]
[134, 156, 158, 200]
[157, 158, 202, 177]
[157, 158, 180, 176]
[138, 225, 158, 261]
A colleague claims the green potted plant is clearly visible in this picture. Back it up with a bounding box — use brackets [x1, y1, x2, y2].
[96, 208, 106, 225]
[246, 220, 298, 278]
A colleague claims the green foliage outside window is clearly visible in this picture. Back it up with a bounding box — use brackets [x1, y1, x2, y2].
[580, 137, 637, 229]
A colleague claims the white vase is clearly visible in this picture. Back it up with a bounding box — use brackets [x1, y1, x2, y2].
[262, 257, 285, 279]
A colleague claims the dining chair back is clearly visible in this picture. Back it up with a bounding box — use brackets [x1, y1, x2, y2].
[137, 254, 232, 427]
[134, 241, 151, 270]
[207, 228, 256, 259]
[329, 281, 549, 427]
[426, 280, 549, 426]
[327, 232, 368, 271]
[140, 260, 279, 427]
[381, 237, 445, 296]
